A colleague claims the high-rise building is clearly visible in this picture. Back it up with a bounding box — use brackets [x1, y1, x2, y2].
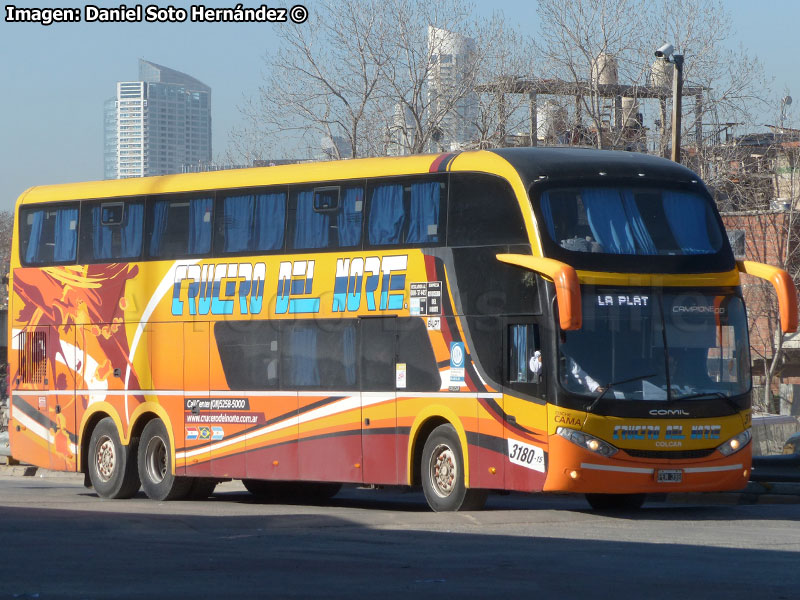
[427, 27, 478, 153]
[104, 59, 211, 179]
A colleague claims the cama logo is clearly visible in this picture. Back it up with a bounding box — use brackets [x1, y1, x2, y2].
[649, 408, 690, 416]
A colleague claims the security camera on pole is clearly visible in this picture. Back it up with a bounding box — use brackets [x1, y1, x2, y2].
[655, 43, 684, 164]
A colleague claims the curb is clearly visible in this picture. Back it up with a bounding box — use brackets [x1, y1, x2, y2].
[0, 463, 83, 479]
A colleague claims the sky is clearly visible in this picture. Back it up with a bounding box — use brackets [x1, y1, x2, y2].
[1, 0, 798, 212]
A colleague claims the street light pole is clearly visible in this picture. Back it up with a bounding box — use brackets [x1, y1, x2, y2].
[670, 54, 684, 164]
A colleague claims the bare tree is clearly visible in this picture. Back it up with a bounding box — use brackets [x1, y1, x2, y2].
[229, 0, 390, 162]
[470, 15, 536, 149]
[533, 0, 651, 150]
[0, 210, 12, 308]
[228, 0, 526, 162]
[722, 129, 800, 413]
[370, 0, 484, 155]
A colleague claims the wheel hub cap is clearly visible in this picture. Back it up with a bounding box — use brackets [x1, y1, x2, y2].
[431, 444, 457, 497]
[95, 436, 116, 483]
[145, 436, 168, 484]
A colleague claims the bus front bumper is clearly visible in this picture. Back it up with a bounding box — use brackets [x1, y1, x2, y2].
[543, 434, 752, 494]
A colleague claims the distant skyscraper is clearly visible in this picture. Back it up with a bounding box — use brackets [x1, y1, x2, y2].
[387, 103, 417, 157]
[427, 27, 478, 152]
[104, 59, 211, 179]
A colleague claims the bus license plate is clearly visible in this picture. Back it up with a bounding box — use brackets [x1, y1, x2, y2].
[656, 469, 683, 483]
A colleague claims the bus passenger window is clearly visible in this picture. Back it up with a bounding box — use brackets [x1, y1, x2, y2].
[368, 184, 405, 245]
[218, 190, 286, 254]
[80, 201, 144, 262]
[368, 178, 446, 246]
[508, 323, 541, 384]
[290, 185, 363, 250]
[20, 204, 79, 265]
[147, 196, 213, 258]
[214, 321, 281, 390]
[407, 182, 441, 243]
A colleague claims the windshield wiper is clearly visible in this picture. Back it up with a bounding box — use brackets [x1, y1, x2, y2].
[586, 373, 657, 413]
[671, 391, 740, 413]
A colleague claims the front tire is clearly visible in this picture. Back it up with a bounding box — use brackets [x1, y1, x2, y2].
[138, 419, 192, 501]
[421, 424, 487, 512]
[585, 493, 646, 511]
[88, 417, 140, 499]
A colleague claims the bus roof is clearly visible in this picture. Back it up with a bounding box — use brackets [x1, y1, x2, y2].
[16, 147, 703, 206]
[490, 147, 703, 189]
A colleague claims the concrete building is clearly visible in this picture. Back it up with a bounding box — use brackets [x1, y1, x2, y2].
[426, 27, 478, 152]
[104, 59, 211, 179]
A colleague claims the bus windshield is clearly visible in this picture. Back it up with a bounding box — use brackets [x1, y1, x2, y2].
[539, 186, 724, 256]
[557, 291, 751, 400]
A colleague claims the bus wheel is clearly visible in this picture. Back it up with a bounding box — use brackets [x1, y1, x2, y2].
[88, 417, 140, 499]
[421, 424, 487, 512]
[585, 493, 646, 511]
[138, 419, 192, 501]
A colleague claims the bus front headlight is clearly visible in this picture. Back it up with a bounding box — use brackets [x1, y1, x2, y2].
[717, 429, 752, 456]
[556, 427, 619, 457]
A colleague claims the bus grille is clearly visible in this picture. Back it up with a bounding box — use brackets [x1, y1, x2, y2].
[622, 448, 716, 459]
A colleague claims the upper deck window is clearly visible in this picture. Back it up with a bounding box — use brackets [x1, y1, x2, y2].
[289, 185, 364, 250]
[217, 190, 286, 254]
[367, 178, 445, 247]
[79, 200, 144, 262]
[20, 204, 79, 265]
[147, 195, 213, 259]
[539, 187, 723, 256]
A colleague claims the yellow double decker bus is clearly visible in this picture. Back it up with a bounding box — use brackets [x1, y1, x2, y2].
[8, 148, 796, 510]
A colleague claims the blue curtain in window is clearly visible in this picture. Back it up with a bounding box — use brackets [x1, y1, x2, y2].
[342, 325, 357, 387]
[407, 182, 440, 243]
[369, 184, 404, 245]
[91, 206, 112, 260]
[224, 195, 254, 253]
[582, 188, 636, 254]
[337, 188, 363, 247]
[25, 211, 44, 264]
[294, 191, 329, 249]
[149, 200, 169, 257]
[289, 327, 320, 387]
[621, 191, 657, 255]
[120, 203, 143, 258]
[253, 192, 286, 251]
[539, 192, 557, 241]
[189, 198, 213, 255]
[512, 325, 526, 380]
[54, 208, 78, 262]
[663, 191, 714, 254]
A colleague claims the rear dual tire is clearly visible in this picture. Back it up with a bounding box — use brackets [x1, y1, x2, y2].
[88, 417, 140, 499]
[138, 419, 192, 501]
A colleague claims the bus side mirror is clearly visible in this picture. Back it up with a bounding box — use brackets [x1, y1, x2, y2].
[737, 261, 798, 334]
[496, 254, 582, 330]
